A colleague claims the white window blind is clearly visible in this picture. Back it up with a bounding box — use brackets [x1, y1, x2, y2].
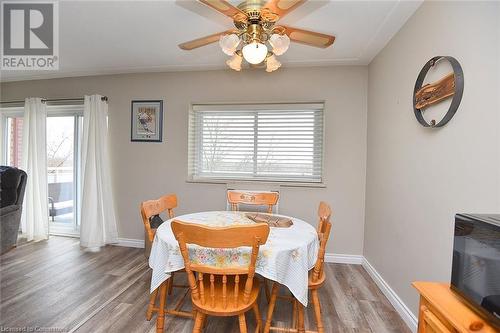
[188, 103, 324, 183]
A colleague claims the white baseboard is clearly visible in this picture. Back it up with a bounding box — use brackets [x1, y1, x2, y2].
[116, 238, 144, 248]
[324, 253, 364, 265]
[362, 258, 418, 333]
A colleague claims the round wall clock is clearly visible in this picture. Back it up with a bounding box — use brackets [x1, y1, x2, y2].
[413, 56, 464, 128]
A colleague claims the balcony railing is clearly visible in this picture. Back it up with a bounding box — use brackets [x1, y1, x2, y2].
[48, 166, 73, 184]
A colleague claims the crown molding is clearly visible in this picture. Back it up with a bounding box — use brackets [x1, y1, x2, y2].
[0, 57, 364, 83]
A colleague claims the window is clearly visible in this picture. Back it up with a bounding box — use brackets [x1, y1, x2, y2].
[189, 103, 324, 183]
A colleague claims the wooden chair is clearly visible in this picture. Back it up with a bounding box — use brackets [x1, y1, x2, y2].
[171, 220, 270, 333]
[227, 190, 279, 302]
[227, 190, 279, 214]
[264, 202, 332, 333]
[140, 194, 193, 332]
[141, 194, 177, 247]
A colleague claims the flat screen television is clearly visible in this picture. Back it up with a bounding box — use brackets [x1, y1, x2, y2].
[451, 214, 500, 327]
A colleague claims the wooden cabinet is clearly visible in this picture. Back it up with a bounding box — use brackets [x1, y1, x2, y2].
[413, 282, 499, 333]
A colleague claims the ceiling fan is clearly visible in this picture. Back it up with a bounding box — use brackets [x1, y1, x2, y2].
[179, 0, 335, 72]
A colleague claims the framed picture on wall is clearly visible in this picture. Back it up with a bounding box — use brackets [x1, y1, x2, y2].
[131, 100, 163, 142]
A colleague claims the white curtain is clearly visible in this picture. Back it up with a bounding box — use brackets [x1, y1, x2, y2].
[21, 98, 49, 241]
[80, 95, 118, 248]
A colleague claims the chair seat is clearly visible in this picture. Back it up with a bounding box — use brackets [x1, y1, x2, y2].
[308, 270, 326, 289]
[193, 275, 261, 316]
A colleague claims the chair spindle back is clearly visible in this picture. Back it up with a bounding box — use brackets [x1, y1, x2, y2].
[171, 221, 270, 310]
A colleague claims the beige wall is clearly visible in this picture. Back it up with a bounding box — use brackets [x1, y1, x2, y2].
[1, 66, 368, 254]
[365, 0, 500, 316]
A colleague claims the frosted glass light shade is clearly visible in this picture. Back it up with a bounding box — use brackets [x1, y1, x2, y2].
[219, 34, 240, 55]
[266, 54, 281, 72]
[242, 42, 268, 64]
[226, 53, 243, 71]
[269, 34, 290, 56]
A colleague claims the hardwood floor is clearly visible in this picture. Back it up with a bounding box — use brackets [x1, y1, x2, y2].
[0, 237, 411, 333]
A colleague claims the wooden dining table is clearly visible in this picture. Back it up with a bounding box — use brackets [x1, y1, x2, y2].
[148, 210, 319, 327]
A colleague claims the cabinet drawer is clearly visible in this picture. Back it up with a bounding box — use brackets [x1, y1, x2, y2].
[421, 306, 454, 333]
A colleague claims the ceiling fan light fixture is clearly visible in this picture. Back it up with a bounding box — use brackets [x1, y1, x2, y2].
[226, 52, 243, 71]
[242, 42, 268, 64]
[269, 33, 290, 56]
[266, 54, 281, 73]
[219, 33, 240, 55]
[178, 0, 335, 73]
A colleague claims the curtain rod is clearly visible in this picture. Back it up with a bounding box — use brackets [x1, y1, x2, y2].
[0, 96, 108, 105]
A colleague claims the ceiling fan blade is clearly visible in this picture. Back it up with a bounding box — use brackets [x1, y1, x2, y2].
[282, 26, 335, 48]
[198, 0, 245, 19]
[263, 0, 307, 19]
[179, 30, 235, 50]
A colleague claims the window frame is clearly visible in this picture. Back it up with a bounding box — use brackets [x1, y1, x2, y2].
[188, 102, 326, 187]
[0, 106, 24, 166]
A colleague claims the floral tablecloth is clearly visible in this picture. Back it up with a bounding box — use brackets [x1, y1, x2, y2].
[149, 211, 319, 306]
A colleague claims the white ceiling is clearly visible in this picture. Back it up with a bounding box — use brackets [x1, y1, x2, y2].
[0, 0, 423, 82]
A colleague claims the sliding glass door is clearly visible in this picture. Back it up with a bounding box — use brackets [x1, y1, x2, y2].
[2, 106, 83, 236]
[47, 114, 82, 235]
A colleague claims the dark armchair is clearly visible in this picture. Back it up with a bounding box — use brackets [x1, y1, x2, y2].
[1, 166, 27, 254]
